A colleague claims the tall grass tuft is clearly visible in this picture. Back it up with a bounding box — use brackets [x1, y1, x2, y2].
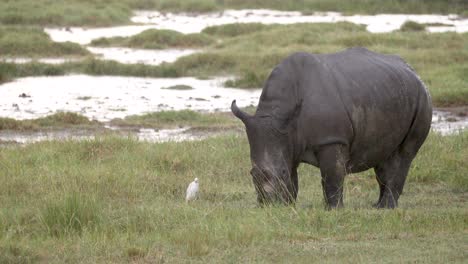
[410, 132, 468, 191]
[41, 193, 101, 237]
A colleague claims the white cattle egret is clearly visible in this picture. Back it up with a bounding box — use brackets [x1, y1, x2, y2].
[185, 178, 199, 202]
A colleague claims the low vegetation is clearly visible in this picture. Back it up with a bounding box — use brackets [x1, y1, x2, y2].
[109, 110, 238, 129]
[0, 131, 465, 262]
[0, 109, 253, 132]
[0, 112, 96, 131]
[0, 0, 131, 27]
[202, 23, 268, 37]
[0, 59, 177, 84]
[400, 21, 426, 32]
[0, 26, 88, 57]
[90, 29, 214, 49]
[0, 0, 466, 26]
[0, 61, 66, 84]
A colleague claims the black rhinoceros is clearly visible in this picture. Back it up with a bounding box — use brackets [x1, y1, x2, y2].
[231, 47, 432, 208]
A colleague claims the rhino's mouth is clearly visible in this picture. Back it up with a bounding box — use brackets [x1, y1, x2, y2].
[255, 181, 295, 205]
[251, 166, 295, 205]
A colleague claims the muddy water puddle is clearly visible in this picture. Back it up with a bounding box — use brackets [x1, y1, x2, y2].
[432, 109, 468, 136]
[0, 126, 230, 145]
[45, 10, 468, 44]
[0, 75, 259, 121]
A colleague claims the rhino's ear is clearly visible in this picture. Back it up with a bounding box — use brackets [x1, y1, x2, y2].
[271, 99, 302, 134]
[231, 100, 252, 125]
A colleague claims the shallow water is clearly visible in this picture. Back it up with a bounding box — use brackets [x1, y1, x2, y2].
[0, 127, 213, 144]
[86, 47, 199, 65]
[0, 130, 95, 144]
[431, 110, 468, 136]
[45, 9, 468, 44]
[0, 75, 260, 122]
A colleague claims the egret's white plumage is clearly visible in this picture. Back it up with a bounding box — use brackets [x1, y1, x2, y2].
[185, 178, 199, 202]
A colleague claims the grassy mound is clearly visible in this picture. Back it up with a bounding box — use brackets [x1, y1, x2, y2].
[0, 112, 94, 131]
[400, 21, 426, 32]
[0, 26, 88, 57]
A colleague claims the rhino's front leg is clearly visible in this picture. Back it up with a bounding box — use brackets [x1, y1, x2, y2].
[317, 144, 349, 209]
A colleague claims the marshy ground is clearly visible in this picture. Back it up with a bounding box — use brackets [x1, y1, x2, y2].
[0, 0, 467, 263]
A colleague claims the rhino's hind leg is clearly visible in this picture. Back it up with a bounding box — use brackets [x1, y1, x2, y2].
[374, 101, 431, 209]
[318, 144, 349, 209]
[373, 153, 413, 209]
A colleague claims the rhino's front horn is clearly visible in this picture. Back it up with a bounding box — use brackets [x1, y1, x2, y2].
[231, 100, 252, 124]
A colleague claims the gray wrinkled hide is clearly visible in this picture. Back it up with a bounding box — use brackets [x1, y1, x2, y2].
[232, 47, 432, 208]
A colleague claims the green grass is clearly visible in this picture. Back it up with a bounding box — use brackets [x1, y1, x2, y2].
[0, 0, 131, 27]
[400, 21, 426, 32]
[0, 59, 178, 84]
[202, 23, 268, 37]
[0, 26, 88, 57]
[1, 0, 466, 27]
[0, 61, 66, 84]
[41, 193, 101, 237]
[0, 112, 96, 131]
[90, 29, 214, 49]
[109, 110, 238, 129]
[0, 131, 466, 262]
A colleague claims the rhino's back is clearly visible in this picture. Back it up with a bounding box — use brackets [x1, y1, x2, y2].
[285, 48, 431, 171]
[320, 48, 430, 170]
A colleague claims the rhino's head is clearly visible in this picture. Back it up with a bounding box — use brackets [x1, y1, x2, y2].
[231, 100, 301, 205]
